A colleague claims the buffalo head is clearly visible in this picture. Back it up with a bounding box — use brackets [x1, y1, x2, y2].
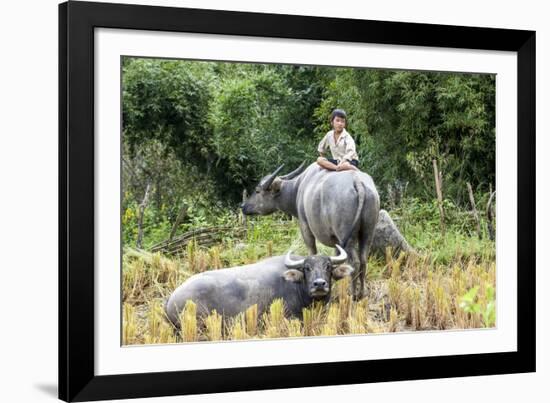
[282, 245, 354, 299]
[241, 162, 307, 215]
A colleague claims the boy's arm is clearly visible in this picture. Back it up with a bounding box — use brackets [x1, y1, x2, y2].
[317, 135, 328, 156]
[342, 136, 358, 162]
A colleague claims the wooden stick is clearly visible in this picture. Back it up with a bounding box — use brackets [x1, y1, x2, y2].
[432, 159, 445, 235]
[466, 182, 482, 239]
[242, 189, 248, 231]
[169, 203, 188, 241]
[486, 190, 496, 241]
[136, 182, 151, 249]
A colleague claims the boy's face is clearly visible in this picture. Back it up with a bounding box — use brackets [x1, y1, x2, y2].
[331, 116, 346, 133]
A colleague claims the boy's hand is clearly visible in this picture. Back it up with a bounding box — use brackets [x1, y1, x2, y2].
[336, 161, 358, 172]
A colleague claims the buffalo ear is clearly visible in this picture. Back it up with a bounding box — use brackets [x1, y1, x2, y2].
[332, 264, 354, 280]
[271, 178, 282, 193]
[283, 269, 304, 283]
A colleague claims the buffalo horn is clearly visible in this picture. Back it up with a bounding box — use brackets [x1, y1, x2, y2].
[330, 245, 348, 265]
[279, 161, 307, 180]
[284, 250, 305, 269]
[261, 164, 285, 190]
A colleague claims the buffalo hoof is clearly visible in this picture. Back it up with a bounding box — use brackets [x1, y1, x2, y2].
[353, 288, 365, 301]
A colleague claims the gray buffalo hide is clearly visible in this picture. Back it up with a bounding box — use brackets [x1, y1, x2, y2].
[371, 209, 413, 258]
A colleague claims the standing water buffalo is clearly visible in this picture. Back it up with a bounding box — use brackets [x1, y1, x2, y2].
[241, 162, 380, 299]
[165, 245, 353, 327]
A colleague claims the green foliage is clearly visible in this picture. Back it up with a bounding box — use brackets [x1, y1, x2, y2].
[316, 69, 495, 203]
[393, 195, 492, 237]
[385, 195, 495, 266]
[208, 64, 324, 196]
[209, 67, 290, 187]
[121, 58, 496, 248]
[459, 285, 496, 327]
[123, 59, 330, 204]
[120, 59, 498, 341]
[123, 58, 214, 168]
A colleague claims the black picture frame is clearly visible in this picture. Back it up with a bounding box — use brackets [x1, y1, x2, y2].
[59, 1, 536, 401]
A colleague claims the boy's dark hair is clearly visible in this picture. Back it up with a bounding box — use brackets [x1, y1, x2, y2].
[330, 109, 347, 122]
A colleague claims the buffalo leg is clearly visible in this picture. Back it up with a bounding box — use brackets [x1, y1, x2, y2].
[298, 220, 317, 255]
[358, 205, 378, 300]
[345, 243, 361, 300]
[358, 241, 369, 300]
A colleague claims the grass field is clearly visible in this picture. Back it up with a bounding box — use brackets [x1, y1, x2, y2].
[122, 207, 496, 345]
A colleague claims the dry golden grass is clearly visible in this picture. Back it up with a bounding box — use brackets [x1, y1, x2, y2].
[321, 304, 340, 336]
[209, 246, 222, 270]
[179, 300, 198, 342]
[245, 304, 258, 337]
[204, 310, 222, 341]
[122, 303, 138, 345]
[122, 241, 496, 345]
[287, 319, 303, 337]
[262, 298, 287, 338]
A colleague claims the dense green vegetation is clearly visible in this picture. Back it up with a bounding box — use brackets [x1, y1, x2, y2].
[121, 58, 497, 343]
[122, 57, 495, 249]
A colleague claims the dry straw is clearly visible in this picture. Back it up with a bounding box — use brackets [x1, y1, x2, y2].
[204, 310, 222, 341]
[230, 313, 248, 340]
[321, 304, 340, 336]
[262, 299, 287, 338]
[122, 238, 496, 344]
[179, 300, 198, 342]
[123, 303, 138, 345]
[245, 304, 258, 337]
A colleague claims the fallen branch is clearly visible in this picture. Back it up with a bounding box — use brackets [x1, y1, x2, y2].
[169, 203, 188, 241]
[136, 182, 151, 249]
[466, 182, 482, 239]
[486, 190, 496, 241]
[432, 159, 445, 235]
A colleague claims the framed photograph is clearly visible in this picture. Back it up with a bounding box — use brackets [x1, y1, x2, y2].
[59, 1, 535, 401]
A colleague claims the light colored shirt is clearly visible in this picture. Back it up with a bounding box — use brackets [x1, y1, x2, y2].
[317, 129, 358, 162]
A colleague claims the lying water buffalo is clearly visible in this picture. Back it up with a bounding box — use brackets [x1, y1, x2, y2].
[165, 245, 353, 327]
[242, 162, 379, 299]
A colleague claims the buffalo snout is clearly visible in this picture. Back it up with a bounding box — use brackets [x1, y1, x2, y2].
[241, 203, 256, 215]
[310, 277, 330, 298]
[313, 278, 328, 289]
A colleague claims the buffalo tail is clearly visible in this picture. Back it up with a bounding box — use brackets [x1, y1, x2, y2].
[342, 173, 366, 248]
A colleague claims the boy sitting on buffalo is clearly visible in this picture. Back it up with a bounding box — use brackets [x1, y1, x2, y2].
[316, 109, 359, 172]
